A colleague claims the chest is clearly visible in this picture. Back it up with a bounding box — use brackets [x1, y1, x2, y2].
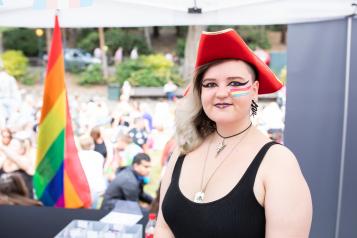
[179, 150, 262, 203]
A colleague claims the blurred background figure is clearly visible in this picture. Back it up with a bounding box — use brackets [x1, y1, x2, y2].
[101, 153, 153, 211]
[90, 127, 108, 160]
[130, 47, 138, 60]
[121, 80, 132, 102]
[0, 134, 35, 198]
[78, 135, 106, 209]
[0, 172, 41, 206]
[0, 60, 21, 126]
[111, 133, 143, 171]
[163, 80, 178, 102]
[93, 47, 102, 61]
[114, 47, 123, 65]
[129, 117, 149, 152]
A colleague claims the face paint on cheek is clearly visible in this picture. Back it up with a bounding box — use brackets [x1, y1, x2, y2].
[230, 85, 252, 98]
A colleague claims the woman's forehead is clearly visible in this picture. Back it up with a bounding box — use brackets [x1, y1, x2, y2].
[203, 60, 254, 80]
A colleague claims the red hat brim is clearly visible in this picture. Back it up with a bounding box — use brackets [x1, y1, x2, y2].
[195, 29, 283, 95]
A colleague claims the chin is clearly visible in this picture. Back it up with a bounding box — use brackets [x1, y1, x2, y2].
[210, 116, 237, 125]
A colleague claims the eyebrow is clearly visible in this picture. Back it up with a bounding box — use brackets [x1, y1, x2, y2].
[202, 76, 247, 83]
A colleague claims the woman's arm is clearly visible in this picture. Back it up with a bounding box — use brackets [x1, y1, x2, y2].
[154, 148, 180, 238]
[263, 145, 312, 238]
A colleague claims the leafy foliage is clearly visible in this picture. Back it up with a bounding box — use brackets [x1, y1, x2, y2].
[176, 38, 186, 58]
[105, 29, 151, 56]
[115, 54, 183, 87]
[1, 50, 29, 79]
[79, 64, 105, 85]
[77, 28, 150, 57]
[3, 28, 44, 56]
[77, 31, 99, 53]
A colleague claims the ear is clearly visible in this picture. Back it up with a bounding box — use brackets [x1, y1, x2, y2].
[252, 80, 259, 99]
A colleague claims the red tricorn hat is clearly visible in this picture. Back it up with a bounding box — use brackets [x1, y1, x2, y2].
[195, 28, 283, 94]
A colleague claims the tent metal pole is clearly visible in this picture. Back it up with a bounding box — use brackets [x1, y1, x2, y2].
[335, 13, 353, 238]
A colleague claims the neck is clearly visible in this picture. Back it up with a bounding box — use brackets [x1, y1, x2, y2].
[216, 118, 252, 138]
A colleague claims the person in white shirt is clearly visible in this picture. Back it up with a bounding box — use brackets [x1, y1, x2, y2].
[78, 135, 107, 208]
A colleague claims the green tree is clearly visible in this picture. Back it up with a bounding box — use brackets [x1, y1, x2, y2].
[3, 28, 44, 56]
[77, 31, 99, 53]
[115, 54, 183, 87]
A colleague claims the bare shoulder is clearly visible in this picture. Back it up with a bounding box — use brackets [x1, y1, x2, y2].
[262, 143, 302, 176]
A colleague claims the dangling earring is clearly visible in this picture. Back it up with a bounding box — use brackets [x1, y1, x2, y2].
[251, 100, 258, 117]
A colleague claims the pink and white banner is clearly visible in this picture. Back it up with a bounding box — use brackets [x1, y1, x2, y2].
[33, 0, 93, 9]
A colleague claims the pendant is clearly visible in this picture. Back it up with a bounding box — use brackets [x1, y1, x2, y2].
[194, 191, 205, 203]
[216, 140, 226, 156]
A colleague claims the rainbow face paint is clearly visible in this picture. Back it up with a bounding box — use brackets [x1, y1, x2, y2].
[230, 85, 252, 98]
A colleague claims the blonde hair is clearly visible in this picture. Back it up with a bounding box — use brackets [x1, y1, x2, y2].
[175, 59, 257, 154]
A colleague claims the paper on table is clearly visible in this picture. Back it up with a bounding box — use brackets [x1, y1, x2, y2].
[100, 200, 143, 226]
[100, 212, 142, 226]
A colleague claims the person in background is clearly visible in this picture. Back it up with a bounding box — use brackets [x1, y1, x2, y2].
[78, 135, 106, 209]
[163, 80, 178, 102]
[128, 117, 148, 151]
[0, 137, 34, 198]
[0, 172, 41, 206]
[104, 134, 143, 181]
[114, 47, 123, 65]
[130, 47, 138, 60]
[101, 153, 153, 211]
[0, 61, 21, 125]
[121, 80, 132, 102]
[90, 127, 108, 160]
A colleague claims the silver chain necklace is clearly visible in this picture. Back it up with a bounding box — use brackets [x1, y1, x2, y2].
[193, 124, 252, 203]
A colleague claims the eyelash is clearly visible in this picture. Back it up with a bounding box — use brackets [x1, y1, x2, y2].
[201, 81, 249, 88]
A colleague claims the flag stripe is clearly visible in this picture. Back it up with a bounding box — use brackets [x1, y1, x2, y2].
[231, 92, 250, 98]
[64, 172, 85, 208]
[46, 17, 63, 79]
[37, 91, 66, 165]
[34, 129, 65, 198]
[40, 56, 65, 123]
[39, 163, 64, 206]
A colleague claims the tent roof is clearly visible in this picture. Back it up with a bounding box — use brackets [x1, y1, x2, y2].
[0, 0, 355, 28]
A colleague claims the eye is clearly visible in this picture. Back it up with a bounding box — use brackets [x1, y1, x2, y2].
[228, 81, 249, 87]
[202, 82, 217, 88]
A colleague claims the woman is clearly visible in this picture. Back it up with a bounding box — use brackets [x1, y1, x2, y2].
[90, 127, 108, 160]
[0, 136, 34, 198]
[155, 29, 312, 237]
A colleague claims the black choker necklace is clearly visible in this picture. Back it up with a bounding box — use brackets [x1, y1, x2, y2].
[215, 122, 252, 156]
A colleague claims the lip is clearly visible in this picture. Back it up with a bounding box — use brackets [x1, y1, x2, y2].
[214, 103, 232, 109]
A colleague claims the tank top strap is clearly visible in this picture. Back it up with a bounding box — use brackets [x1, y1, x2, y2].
[171, 154, 186, 184]
[244, 141, 279, 187]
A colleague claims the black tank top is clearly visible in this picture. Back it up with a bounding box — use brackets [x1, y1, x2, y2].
[162, 141, 277, 238]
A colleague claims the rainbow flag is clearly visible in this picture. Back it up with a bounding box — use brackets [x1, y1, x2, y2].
[33, 0, 93, 9]
[230, 85, 252, 98]
[33, 16, 91, 208]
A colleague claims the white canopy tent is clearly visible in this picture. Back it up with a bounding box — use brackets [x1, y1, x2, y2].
[0, 0, 354, 28]
[1, 1, 357, 238]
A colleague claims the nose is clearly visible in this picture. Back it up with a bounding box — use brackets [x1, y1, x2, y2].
[216, 84, 230, 98]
